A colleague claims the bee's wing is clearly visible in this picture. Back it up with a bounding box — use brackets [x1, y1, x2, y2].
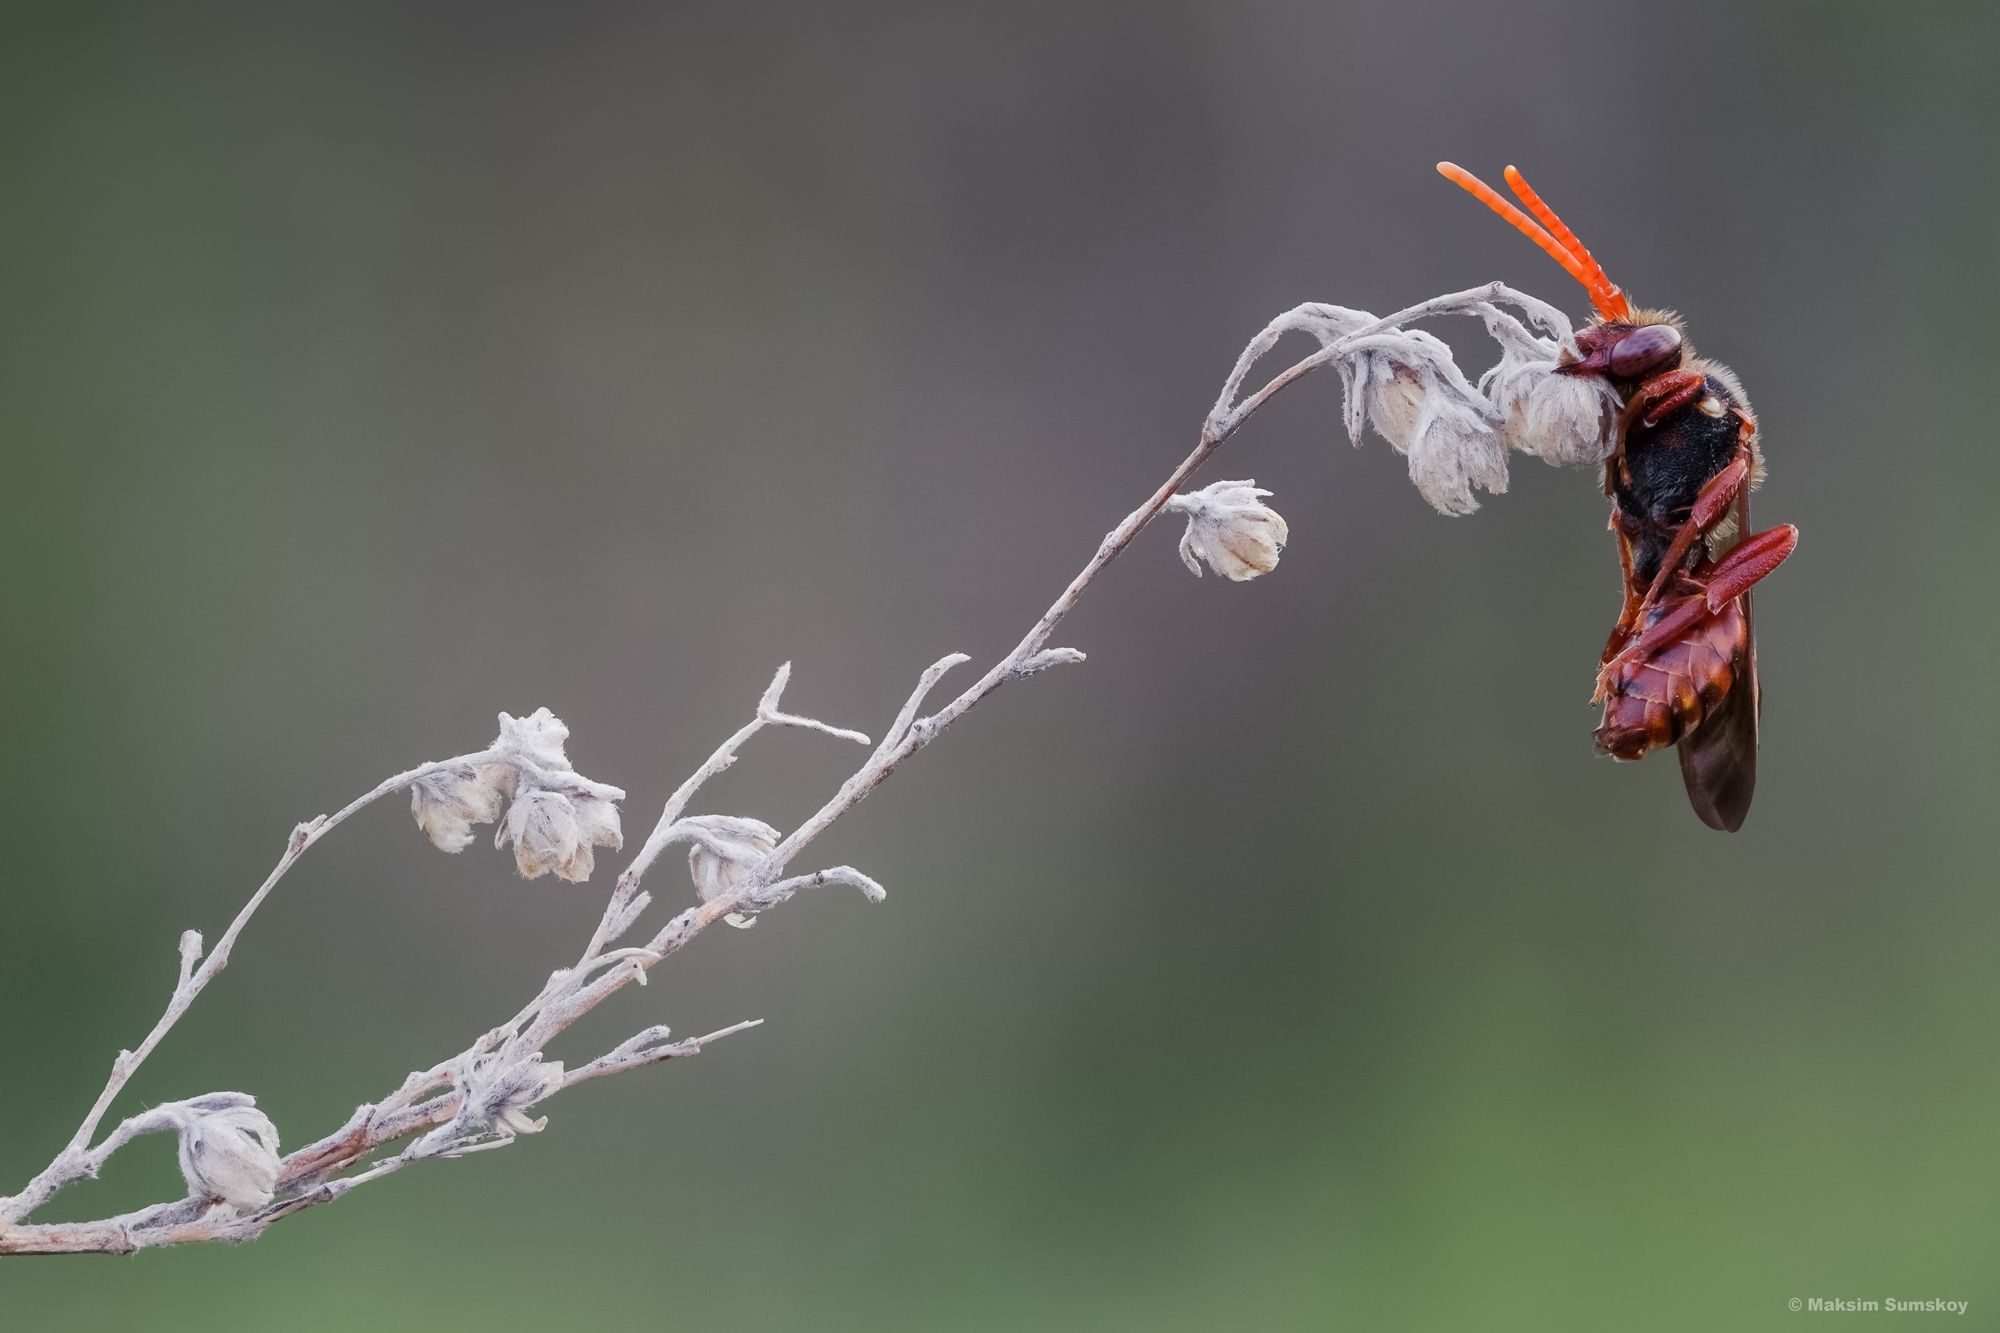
[1677, 633, 1757, 830]
[1677, 481, 1759, 831]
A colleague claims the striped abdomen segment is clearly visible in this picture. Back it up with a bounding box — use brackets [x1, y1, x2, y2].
[1594, 590, 1747, 761]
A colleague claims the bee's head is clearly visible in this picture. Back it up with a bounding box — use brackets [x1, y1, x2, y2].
[1559, 309, 1689, 385]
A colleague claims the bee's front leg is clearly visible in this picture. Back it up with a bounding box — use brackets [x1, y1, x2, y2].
[1628, 369, 1709, 429]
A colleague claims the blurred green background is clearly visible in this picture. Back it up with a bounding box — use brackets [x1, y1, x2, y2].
[4, 2, 1996, 1329]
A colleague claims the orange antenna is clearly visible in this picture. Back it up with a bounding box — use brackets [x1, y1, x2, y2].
[1435, 161, 1631, 321]
[1502, 165, 1629, 320]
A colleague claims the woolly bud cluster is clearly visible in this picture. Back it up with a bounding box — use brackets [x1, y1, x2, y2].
[408, 708, 625, 883]
[1206, 286, 1621, 519]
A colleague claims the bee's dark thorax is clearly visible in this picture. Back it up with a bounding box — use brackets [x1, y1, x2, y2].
[1612, 373, 1743, 584]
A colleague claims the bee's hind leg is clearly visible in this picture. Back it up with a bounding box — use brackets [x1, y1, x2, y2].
[1700, 524, 1799, 612]
[1592, 523, 1798, 703]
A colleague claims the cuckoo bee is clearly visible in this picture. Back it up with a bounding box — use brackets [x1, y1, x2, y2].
[1438, 162, 1798, 831]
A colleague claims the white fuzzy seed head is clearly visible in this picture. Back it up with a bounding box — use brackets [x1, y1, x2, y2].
[1354, 356, 1427, 452]
[496, 787, 624, 882]
[1487, 358, 1620, 467]
[173, 1095, 281, 1212]
[1211, 285, 1607, 519]
[682, 815, 782, 928]
[438, 706, 627, 882]
[495, 707, 573, 770]
[1167, 480, 1289, 581]
[465, 1056, 565, 1137]
[570, 791, 624, 858]
[1346, 335, 1509, 516]
[409, 764, 513, 853]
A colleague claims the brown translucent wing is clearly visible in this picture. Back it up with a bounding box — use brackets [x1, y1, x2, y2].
[1677, 481, 1759, 831]
[1678, 640, 1757, 830]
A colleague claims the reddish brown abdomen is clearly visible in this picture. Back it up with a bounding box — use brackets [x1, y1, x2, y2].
[1595, 592, 1747, 760]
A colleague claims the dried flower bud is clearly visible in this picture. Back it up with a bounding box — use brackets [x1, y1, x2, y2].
[1212, 287, 1612, 518]
[464, 1056, 565, 1137]
[1347, 353, 1424, 451]
[496, 783, 624, 882]
[495, 707, 573, 770]
[1493, 366, 1618, 467]
[172, 1094, 281, 1212]
[407, 708, 628, 870]
[682, 815, 781, 928]
[1166, 480, 1289, 582]
[409, 763, 512, 853]
[418, 706, 630, 882]
[1478, 313, 1619, 467]
[571, 790, 623, 857]
[1344, 333, 1508, 516]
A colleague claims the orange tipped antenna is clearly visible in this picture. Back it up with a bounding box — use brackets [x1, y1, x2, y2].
[1501, 165, 1628, 320]
[1435, 161, 1631, 321]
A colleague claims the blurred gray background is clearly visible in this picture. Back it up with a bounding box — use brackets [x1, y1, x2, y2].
[4, 2, 1996, 1329]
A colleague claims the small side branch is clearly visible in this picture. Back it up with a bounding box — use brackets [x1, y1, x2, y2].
[564, 1020, 766, 1090]
[879, 653, 972, 755]
[1013, 647, 1087, 678]
[611, 662, 870, 911]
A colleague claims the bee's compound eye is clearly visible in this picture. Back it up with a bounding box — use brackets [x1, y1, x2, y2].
[1608, 324, 1683, 378]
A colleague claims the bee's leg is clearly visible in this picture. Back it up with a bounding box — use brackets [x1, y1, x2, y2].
[1603, 508, 1643, 662]
[1599, 422, 1760, 694]
[1593, 524, 1798, 702]
[1700, 524, 1799, 612]
[1628, 369, 1708, 428]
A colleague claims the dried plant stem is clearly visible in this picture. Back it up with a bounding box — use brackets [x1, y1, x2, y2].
[764, 429, 1223, 875]
[0, 409, 1252, 1257]
[3, 268, 1575, 1256]
[0, 749, 505, 1231]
